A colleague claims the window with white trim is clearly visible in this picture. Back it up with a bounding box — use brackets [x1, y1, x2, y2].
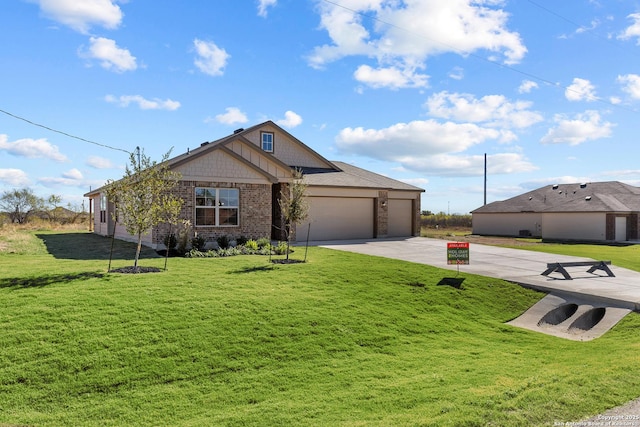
[100, 194, 107, 223]
[195, 188, 239, 226]
[261, 131, 274, 152]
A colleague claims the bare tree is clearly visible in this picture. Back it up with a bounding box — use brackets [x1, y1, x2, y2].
[105, 149, 182, 269]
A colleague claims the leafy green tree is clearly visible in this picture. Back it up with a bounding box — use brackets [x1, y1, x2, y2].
[0, 188, 43, 223]
[105, 149, 182, 269]
[279, 170, 309, 261]
[158, 194, 184, 270]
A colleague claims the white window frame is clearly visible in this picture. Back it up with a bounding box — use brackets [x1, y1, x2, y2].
[100, 194, 107, 223]
[195, 187, 239, 227]
[261, 131, 274, 153]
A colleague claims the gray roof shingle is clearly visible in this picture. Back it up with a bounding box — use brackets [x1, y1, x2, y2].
[472, 181, 640, 214]
[301, 161, 424, 192]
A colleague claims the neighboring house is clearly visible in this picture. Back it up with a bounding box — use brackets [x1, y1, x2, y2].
[85, 121, 424, 248]
[471, 181, 640, 242]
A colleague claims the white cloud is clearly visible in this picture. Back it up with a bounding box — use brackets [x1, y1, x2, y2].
[425, 91, 543, 129]
[336, 120, 501, 160]
[618, 13, 640, 44]
[353, 64, 428, 89]
[308, 1, 526, 89]
[400, 177, 429, 186]
[448, 66, 464, 81]
[193, 39, 230, 76]
[63, 168, 83, 180]
[86, 155, 115, 169]
[398, 152, 537, 176]
[617, 74, 640, 99]
[518, 80, 538, 94]
[80, 37, 137, 73]
[32, 0, 123, 34]
[39, 168, 87, 187]
[541, 111, 614, 145]
[565, 77, 596, 102]
[0, 134, 67, 162]
[276, 111, 303, 128]
[0, 169, 30, 186]
[105, 94, 181, 110]
[257, 0, 277, 17]
[213, 107, 249, 125]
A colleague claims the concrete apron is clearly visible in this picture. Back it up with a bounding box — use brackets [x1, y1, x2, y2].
[507, 292, 631, 341]
[315, 237, 640, 341]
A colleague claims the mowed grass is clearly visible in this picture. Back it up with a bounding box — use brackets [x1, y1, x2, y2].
[1, 231, 640, 426]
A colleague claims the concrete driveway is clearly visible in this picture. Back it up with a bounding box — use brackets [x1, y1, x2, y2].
[314, 237, 640, 340]
[316, 236, 640, 310]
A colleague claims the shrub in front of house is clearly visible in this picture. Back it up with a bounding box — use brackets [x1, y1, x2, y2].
[184, 239, 290, 258]
[217, 235, 230, 249]
[191, 235, 206, 251]
[244, 239, 259, 251]
[273, 241, 291, 255]
[256, 237, 271, 249]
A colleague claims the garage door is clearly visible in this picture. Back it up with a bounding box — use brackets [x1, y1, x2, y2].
[388, 199, 413, 237]
[296, 197, 374, 241]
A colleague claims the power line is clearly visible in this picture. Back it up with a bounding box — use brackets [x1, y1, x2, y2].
[0, 108, 132, 155]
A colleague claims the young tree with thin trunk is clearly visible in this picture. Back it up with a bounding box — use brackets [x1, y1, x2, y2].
[279, 169, 309, 261]
[105, 149, 182, 270]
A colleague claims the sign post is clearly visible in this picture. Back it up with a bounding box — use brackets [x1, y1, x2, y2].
[447, 242, 470, 275]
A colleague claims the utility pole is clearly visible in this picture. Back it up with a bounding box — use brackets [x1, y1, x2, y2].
[136, 146, 141, 168]
[484, 153, 487, 206]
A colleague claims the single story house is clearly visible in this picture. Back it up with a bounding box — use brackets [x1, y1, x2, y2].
[471, 181, 640, 242]
[85, 121, 424, 248]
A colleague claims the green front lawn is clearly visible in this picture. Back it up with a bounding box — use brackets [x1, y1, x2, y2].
[1, 231, 639, 426]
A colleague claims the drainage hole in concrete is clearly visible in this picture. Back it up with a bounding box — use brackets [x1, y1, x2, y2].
[538, 303, 579, 327]
[568, 307, 606, 332]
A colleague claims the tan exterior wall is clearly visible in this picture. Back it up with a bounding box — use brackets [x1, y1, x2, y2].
[243, 125, 329, 168]
[226, 141, 293, 179]
[472, 213, 543, 237]
[296, 188, 421, 241]
[306, 186, 380, 198]
[542, 212, 606, 241]
[173, 150, 272, 183]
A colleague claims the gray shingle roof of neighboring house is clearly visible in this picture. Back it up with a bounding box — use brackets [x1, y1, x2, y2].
[472, 181, 640, 214]
[300, 161, 424, 192]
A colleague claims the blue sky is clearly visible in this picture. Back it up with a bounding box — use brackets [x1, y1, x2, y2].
[2, 0, 640, 214]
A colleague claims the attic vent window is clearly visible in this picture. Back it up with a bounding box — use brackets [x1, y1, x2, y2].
[261, 131, 274, 153]
[585, 196, 592, 201]
[552, 184, 559, 190]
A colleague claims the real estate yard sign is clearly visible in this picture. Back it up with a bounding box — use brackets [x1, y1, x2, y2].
[447, 242, 470, 265]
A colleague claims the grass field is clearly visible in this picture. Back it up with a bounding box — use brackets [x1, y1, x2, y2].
[1, 229, 640, 426]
